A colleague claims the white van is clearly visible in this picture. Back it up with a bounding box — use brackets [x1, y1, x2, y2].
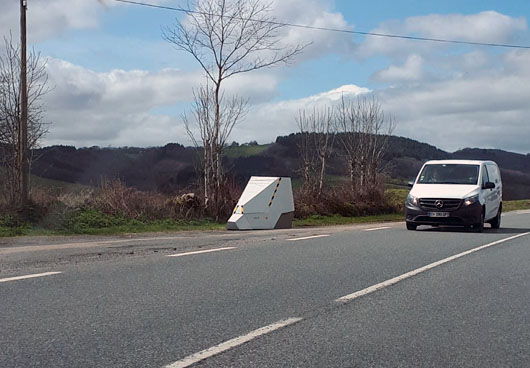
[405, 160, 502, 232]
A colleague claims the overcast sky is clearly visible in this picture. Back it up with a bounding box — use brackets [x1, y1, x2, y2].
[2, 0, 530, 153]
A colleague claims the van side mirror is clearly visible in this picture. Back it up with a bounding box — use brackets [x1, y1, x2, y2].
[407, 181, 414, 188]
[483, 181, 495, 189]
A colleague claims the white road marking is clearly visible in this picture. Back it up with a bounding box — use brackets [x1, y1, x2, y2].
[0, 271, 62, 283]
[287, 234, 330, 241]
[167, 247, 236, 257]
[336, 232, 530, 303]
[364, 226, 392, 231]
[165, 317, 303, 368]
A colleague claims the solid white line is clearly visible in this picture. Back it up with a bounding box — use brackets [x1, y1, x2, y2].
[364, 226, 392, 231]
[287, 234, 330, 241]
[336, 232, 530, 303]
[165, 317, 303, 368]
[0, 271, 63, 283]
[167, 247, 236, 257]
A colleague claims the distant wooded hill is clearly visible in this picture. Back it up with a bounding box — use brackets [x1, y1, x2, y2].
[29, 135, 530, 200]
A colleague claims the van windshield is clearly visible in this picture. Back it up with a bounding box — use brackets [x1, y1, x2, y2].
[417, 164, 479, 185]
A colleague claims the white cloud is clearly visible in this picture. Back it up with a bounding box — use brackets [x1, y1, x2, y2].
[374, 54, 424, 83]
[405, 11, 526, 43]
[270, 0, 356, 61]
[174, 0, 356, 66]
[357, 11, 527, 59]
[9, 4, 530, 155]
[0, 0, 110, 43]
[230, 84, 371, 144]
[347, 10, 530, 153]
[378, 49, 530, 153]
[41, 57, 280, 147]
[0, 0, 174, 43]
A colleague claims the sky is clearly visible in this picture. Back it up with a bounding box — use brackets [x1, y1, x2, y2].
[2, 0, 530, 153]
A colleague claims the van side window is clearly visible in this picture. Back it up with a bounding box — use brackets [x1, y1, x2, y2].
[482, 165, 490, 186]
[487, 164, 499, 183]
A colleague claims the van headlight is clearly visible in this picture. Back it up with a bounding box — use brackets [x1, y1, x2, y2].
[464, 195, 479, 206]
[407, 194, 419, 207]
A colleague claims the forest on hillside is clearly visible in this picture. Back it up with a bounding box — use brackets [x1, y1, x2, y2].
[28, 134, 530, 200]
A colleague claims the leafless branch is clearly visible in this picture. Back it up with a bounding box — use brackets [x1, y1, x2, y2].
[164, 0, 303, 218]
[0, 34, 49, 205]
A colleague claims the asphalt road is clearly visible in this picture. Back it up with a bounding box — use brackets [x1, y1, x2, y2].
[1, 211, 530, 367]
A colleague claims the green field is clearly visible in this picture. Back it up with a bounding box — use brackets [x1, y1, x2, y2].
[30, 175, 92, 193]
[224, 144, 272, 158]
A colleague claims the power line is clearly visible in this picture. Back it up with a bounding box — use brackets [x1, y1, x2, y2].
[112, 0, 530, 50]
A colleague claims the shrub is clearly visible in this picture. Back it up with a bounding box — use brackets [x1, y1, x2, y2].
[294, 181, 401, 219]
[65, 208, 129, 234]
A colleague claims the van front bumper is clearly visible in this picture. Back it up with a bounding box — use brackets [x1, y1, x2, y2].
[405, 201, 482, 227]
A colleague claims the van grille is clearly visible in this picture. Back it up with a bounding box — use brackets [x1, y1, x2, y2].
[419, 198, 462, 211]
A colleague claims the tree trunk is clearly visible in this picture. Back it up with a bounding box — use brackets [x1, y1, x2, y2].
[318, 154, 326, 196]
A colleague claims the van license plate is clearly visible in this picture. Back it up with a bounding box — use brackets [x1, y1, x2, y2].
[428, 212, 449, 218]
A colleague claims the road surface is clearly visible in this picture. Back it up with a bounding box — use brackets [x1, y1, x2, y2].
[1, 211, 530, 367]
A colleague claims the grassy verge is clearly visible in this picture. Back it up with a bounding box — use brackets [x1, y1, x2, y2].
[0, 221, 225, 237]
[2, 197, 529, 238]
[57, 219, 225, 236]
[0, 210, 225, 238]
[503, 199, 530, 212]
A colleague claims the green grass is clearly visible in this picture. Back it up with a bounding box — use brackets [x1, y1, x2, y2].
[224, 144, 272, 158]
[63, 209, 226, 235]
[0, 220, 225, 237]
[385, 188, 409, 210]
[0, 209, 225, 238]
[503, 199, 530, 213]
[58, 219, 225, 236]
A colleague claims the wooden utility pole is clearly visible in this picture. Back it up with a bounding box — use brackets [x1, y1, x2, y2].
[19, 0, 29, 210]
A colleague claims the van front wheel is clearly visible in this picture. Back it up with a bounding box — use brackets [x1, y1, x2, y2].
[406, 222, 417, 231]
[490, 205, 502, 229]
[474, 210, 485, 233]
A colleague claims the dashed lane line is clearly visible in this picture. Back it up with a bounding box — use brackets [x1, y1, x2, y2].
[287, 234, 330, 241]
[0, 271, 63, 283]
[164, 317, 303, 368]
[363, 226, 392, 231]
[167, 247, 237, 257]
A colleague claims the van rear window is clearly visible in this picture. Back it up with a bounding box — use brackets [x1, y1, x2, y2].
[418, 164, 479, 185]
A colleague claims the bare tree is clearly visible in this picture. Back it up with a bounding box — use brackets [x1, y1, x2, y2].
[296, 107, 334, 196]
[183, 84, 247, 217]
[335, 96, 357, 190]
[336, 96, 395, 195]
[164, 0, 304, 216]
[295, 113, 315, 192]
[0, 35, 49, 207]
